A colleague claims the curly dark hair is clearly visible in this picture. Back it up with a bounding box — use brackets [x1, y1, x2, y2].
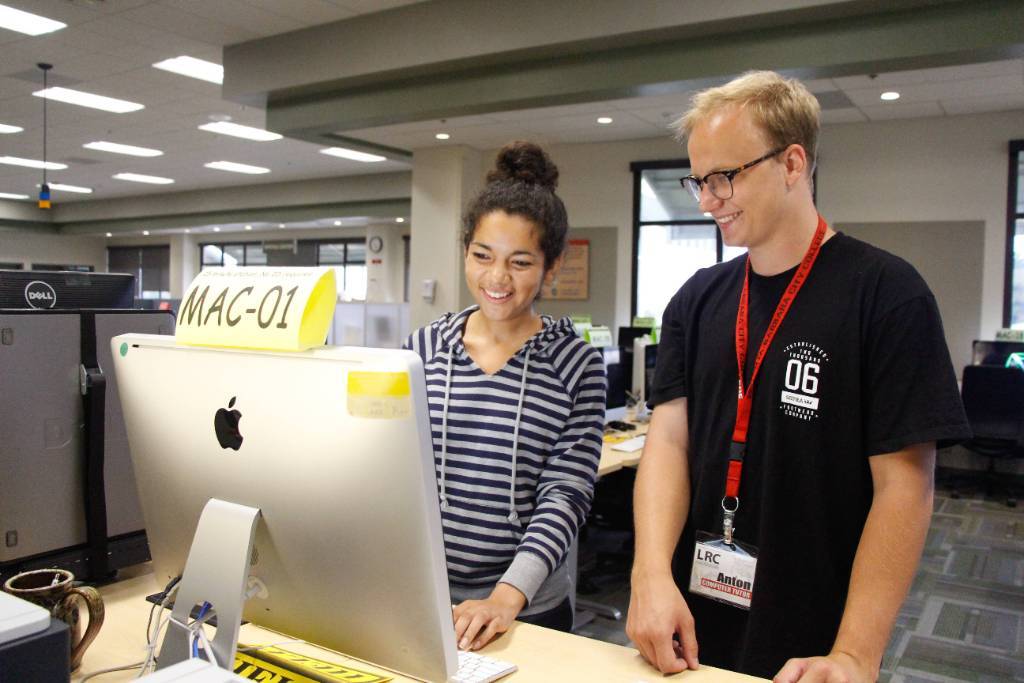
[462, 141, 569, 269]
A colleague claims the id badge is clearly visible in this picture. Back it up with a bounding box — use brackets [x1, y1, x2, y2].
[688, 531, 758, 610]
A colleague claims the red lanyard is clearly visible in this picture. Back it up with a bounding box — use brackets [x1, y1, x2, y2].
[724, 215, 828, 504]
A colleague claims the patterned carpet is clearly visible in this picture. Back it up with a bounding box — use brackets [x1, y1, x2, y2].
[573, 490, 1024, 682]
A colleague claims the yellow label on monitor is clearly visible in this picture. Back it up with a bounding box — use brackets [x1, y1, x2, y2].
[175, 267, 336, 351]
[347, 371, 411, 419]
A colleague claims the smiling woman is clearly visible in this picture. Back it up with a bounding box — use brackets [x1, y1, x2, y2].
[404, 141, 607, 652]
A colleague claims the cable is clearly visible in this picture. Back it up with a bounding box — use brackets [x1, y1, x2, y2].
[78, 661, 144, 681]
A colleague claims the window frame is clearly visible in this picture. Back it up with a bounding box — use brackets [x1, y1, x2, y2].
[630, 158, 721, 319]
[198, 241, 265, 269]
[1002, 139, 1024, 327]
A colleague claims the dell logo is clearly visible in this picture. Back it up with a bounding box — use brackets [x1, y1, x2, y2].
[24, 281, 56, 309]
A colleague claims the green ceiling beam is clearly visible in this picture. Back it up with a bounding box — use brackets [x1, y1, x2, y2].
[267, 0, 1024, 145]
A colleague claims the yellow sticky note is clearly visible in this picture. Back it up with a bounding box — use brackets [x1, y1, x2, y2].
[175, 267, 336, 351]
[347, 371, 411, 419]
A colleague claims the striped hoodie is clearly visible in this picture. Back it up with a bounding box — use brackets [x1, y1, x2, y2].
[405, 306, 606, 615]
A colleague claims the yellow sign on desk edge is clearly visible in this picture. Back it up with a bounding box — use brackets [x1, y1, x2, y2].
[235, 643, 392, 682]
[175, 267, 336, 352]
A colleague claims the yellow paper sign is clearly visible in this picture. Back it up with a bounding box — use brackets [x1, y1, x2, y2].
[175, 267, 336, 351]
[234, 644, 392, 682]
[347, 370, 411, 419]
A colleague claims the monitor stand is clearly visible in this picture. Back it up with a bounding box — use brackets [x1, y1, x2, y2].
[156, 498, 260, 672]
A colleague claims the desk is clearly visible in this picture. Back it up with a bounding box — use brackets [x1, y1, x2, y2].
[74, 569, 765, 683]
[598, 422, 648, 477]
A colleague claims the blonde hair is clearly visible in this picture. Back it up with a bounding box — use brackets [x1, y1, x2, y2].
[676, 71, 820, 174]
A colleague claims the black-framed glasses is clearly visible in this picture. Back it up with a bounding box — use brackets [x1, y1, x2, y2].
[679, 147, 788, 202]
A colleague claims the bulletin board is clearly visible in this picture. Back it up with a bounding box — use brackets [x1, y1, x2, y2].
[543, 239, 589, 300]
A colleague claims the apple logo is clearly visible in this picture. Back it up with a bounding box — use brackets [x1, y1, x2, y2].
[214, 396, 243, 450]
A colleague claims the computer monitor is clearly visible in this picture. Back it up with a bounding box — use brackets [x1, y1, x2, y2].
[111, 334, 457, 682]
[632, 338, 657, 407]
[0, 270, 135, 309]
[618, 325, 653, 349]
[972, 340, 1024, 367]
[602, 346, 627, 422]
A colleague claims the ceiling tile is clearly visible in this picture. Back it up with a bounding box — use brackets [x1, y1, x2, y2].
[859, 101, 944, 121]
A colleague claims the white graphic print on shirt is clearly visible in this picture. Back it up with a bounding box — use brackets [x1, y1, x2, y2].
[779, 341, 829, 422]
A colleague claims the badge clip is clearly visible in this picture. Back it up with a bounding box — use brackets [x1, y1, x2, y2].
[721, 496, 739, 546]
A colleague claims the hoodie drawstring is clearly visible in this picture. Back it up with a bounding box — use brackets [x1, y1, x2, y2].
[437, 343, 531, 526]
[439, 349, 454, 509]
[507, 347, 531, 526]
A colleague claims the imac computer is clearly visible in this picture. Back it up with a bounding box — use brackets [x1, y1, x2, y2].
[112, 334, 457, 682]
[631, 337, 658, 408]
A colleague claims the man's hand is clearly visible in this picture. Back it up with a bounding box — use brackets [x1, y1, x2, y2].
[774, 650, 874, 683]
[452, 583, 526, 651]
[626, 569, 699, 674]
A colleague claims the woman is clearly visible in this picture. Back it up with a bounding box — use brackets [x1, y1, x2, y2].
[405, 141, 606, 651]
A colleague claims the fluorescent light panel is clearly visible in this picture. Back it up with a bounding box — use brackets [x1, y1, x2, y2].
[0, 156, 66, 170]
[113, 172, 174, 185]
[0, 123, 23, 134]
[0, 192, 29, 200]
[152, 56, 223, 84]
[33, 87, 144, 113]
[47, 183, 92, 194]
[0, 3, 65, 35]
[85, 141, 163, 157]
[204, 161, 270, 174]
[198, 122, 281, 141]
[320, 147, 386, 163]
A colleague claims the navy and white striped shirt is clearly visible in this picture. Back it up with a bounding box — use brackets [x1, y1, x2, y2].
[405, 306, 606, 614]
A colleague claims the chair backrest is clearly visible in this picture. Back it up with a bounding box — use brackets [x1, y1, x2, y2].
[961, 365, 1024, 441]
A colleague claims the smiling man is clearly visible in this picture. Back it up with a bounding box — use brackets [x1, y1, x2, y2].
[625, 71, 970, 682]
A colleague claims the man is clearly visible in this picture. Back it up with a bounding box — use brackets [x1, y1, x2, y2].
[626, 71, 970, 682]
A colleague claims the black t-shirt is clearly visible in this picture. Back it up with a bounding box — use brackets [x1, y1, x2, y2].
[650, 232, 970, 678]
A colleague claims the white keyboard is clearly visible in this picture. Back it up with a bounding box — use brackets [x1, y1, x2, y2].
[611, 434, 646, 452]
[450, 649, 518, 683]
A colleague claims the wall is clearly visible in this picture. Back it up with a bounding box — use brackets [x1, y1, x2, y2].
[0, 228, 107, 271]
[535, 227, 618, 327]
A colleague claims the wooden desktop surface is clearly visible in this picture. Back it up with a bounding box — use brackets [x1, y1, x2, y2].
[73, 568, 765, 683]
[598, 421, 648, 477]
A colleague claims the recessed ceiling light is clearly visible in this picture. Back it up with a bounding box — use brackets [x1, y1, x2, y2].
[334, 220, 342, 226]
[319, 147, 386, 162]
[105, 232, 112, 237]
[0, 192, 29, 200]
[44, 182, 92, 194]
[278, 223, 285, 229]
[395, 217, 405, 223]
[184, 229, 191, 233]
[113, 172, 174, 185]
[0, 3, 66, 36]
[204, 161, 270, 174]
[33, 87, 144, 113]
[0, 156, 67, 170]
[213, 226, 221, 232]
[880, 91, 900, 101]
[152, 56, 223, 84]
[85, 141, 163, 157]
[198, 122, 282, 142]
[597, 117, 613, 124]
[435, 133, 450, 140]
[143, 230, 150, 236]
[0, 123, 23, 134]
[245, 225, 253, 230]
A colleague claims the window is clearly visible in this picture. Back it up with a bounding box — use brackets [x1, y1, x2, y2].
[108, 246, 170, 299]
[317, 240, 367, 301]
[200, 242, 266, 269]
[631, 160, 743, 322]
[1004, 140, 1024, 328]
[0, 262, 23, 270]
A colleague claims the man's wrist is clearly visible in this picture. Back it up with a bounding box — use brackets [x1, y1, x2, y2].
[829, 647, 879, 680]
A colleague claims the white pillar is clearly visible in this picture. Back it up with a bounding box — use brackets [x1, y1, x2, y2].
[365, 222, 405, 303]
[409, 146, 482, 329]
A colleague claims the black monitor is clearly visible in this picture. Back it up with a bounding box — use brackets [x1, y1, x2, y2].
[972, 340, 1024, 367]
[601, 346, 627, 420]
[618, 325, 653, 349]
[0, 270, 135, 309]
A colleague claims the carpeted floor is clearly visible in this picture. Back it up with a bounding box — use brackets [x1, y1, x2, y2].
[572, 491, 1024, 682]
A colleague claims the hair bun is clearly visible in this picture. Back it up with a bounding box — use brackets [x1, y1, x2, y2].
[487, 141, 559, 190]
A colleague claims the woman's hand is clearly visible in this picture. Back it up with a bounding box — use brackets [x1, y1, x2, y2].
[452, 583, 527, 650]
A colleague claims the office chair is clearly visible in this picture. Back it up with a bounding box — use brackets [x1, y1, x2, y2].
[956, 365, 1024, 507]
